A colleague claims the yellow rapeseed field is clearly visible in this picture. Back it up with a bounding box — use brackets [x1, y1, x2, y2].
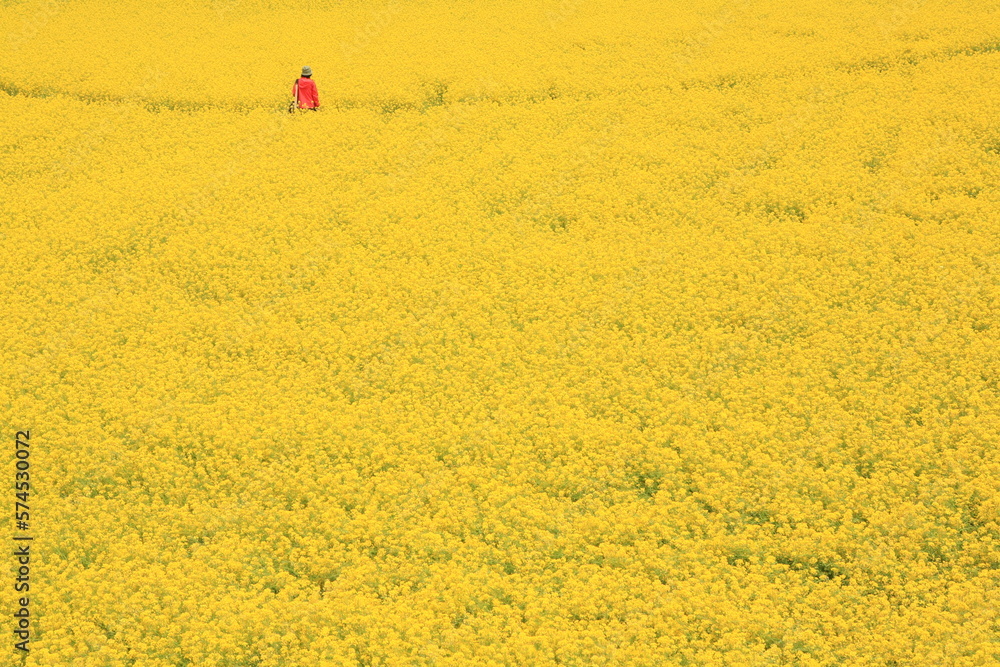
[2, 0, 999, 664]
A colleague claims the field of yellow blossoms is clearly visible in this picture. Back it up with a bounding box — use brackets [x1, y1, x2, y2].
[2, 0, 1000, 664]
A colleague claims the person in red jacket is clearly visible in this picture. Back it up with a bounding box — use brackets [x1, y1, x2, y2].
[293, 66, 320, 110]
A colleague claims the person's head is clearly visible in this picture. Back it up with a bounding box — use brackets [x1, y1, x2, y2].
[301, 66, 312, 78]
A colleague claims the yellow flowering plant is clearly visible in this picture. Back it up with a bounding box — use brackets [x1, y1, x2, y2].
[1, 0, 999, 664]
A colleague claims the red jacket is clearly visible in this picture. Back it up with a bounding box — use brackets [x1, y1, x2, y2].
[293, 77, 319, 109]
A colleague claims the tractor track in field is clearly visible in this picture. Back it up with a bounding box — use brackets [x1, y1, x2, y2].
[0, 78, 602, 114]
[1, 36, 997, 115]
